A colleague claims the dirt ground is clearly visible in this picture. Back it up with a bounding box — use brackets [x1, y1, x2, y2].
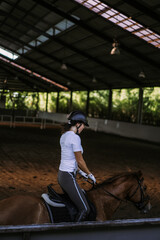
[0, 125, 160, 220]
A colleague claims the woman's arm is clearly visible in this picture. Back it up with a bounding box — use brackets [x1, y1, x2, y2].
[75, 151, 97, 184]
[74, 151, 91, 175]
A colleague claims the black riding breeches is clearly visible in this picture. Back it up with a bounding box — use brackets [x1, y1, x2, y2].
[58, 170, 90, 215]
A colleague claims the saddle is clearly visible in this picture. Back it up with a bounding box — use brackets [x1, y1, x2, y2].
[41, 184, 96, 223]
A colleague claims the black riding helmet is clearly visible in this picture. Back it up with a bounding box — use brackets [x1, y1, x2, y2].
[67, 111, 89, 127]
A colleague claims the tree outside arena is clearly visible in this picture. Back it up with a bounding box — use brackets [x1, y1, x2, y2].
[2, 87, 160, 127]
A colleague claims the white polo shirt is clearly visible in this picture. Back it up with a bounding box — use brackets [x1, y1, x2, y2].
[59, 131, 83, 172]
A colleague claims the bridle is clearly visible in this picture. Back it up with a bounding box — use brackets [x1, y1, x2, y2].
[126, 176, 150, 210]
[94, 176, 149, 210]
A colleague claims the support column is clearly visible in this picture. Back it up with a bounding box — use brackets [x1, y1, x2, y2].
[86, 90, 90, 116]
[56, 91, 60, 113]
[46, 92, 48, 112]
[108, 89, 112, 119]
[69, 91, 73, 112]
[36, 92, 39, 111]
[137, 87, 143, 124]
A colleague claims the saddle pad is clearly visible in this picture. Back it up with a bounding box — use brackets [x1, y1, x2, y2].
[41, 193, 66, 207]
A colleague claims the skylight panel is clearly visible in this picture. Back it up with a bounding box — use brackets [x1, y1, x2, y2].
[151, 42, 157, 46]
[101, 13, 110, 18]
[56, 20, 67, 31]
[149, 35, 157, 40]
[54, 28, 61, 35]
[0, 46, 19, 60]
[17, 19, 76, 55]
[37, 35, 49, 42]
[92, 7, 100, 13]
[132, 25, 139, 30]
[76, 0, 84, 3]
[107, 10, 116, 16]
[96, 4, 105, 10]
[84, 2, 92, 8]
[74, 0, 160, 48]
[134, 32, 143, 37]
[126, 27, 134, 32]
[46, 28, 53, 36]
[29, 40, 36, 47]
[109, 18, 119, 24]
[143, 37, 150, 41]
[87, 0, 97, 4]
[118, 22, 126, 28]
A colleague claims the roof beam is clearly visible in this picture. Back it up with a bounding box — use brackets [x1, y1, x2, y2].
[34, 0, 160, 71]
[0, 9, 140, 87]
[0, 31, 89, 91]
[0, 57, 54, 92]
[0, 33, 90, 91]
[122, 0, 160, 23]
[0, 8, 110, 88]
[0, 0, 21, 29]
[0, 63, 39, 91]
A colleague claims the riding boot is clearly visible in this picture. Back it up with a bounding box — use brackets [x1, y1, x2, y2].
[75, 210, 87, 222]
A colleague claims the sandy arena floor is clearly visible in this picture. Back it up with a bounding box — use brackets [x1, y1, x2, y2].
[0, 125, 160, 220]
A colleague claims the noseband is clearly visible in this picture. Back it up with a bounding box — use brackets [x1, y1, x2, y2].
[103, 175, 149, 210]
[126, 176, 150, 210]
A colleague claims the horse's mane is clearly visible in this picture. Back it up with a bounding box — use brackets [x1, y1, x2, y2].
[95, 171, 142, 189]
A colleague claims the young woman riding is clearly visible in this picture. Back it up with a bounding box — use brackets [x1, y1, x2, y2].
[58, 110, 96, 222]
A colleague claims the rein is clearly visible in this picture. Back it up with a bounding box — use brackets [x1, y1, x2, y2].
[87, 175, 149, 209]
[103, 189, 126, 202]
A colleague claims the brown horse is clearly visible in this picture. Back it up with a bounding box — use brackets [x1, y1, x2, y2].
[0, 171, 151, 225]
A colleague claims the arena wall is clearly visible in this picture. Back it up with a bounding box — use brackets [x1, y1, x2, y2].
[38, 112, 160, 144]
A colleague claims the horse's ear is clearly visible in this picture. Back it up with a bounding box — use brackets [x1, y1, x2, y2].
[137, 170, 142, 177]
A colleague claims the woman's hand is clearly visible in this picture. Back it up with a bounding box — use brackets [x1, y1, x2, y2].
[78, 169, 88, 179]
[88, 173, 96, 184]
[75, 152, 96, 184]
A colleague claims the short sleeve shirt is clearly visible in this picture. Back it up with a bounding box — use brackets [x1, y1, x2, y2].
[59, 131, 83, 172]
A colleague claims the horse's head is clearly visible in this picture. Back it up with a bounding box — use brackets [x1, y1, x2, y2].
[126, 171, 151, 213]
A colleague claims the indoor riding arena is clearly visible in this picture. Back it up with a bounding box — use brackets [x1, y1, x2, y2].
[0, 0, 160, 239]
[0, 125, 160, 219]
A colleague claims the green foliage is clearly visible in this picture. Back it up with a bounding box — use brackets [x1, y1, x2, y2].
[112, 89, 139, 123]
[48, 92, 57, 112]
[2, 87, 160, 126]
[89, 90, 109, 118]
[72, 91, 87, 112]
[143, 87, 160, 125]
[59, 92, 71, 113]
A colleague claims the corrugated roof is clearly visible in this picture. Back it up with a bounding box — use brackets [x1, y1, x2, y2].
[0, 0, 160, 92]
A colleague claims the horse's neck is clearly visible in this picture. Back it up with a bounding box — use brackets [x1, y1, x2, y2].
[87, 177, 134, 221]
[105, 177, 134, 199]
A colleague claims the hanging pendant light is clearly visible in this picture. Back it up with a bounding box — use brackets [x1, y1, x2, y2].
[138, 71, 146, 78]
[61, 62, 68, 70]
[92, 76, 97, 83]
[110, 40, 120, 55]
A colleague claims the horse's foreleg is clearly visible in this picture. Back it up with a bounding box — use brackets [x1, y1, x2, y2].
[95, 197, 120, 221]
[94, 200, 107, 221]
